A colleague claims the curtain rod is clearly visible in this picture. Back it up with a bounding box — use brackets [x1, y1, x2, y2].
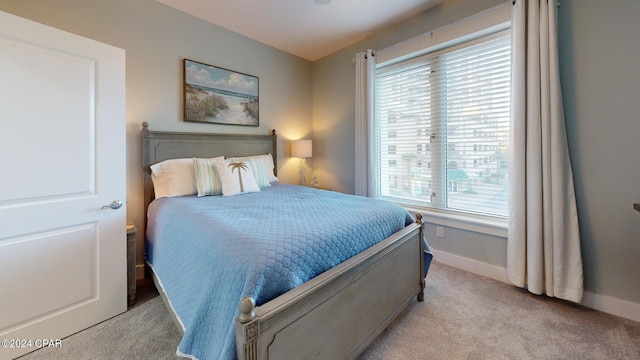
[512, 0, 560, 6]
[352, 50, 375, 63]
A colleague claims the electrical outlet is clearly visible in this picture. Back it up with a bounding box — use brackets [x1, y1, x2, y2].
[436, 226, 444, 238]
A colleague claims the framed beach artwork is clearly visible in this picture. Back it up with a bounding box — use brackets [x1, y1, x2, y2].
[183, 59, 259, 126]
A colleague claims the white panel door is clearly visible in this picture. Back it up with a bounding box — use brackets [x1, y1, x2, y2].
[0, 11, 126, 359]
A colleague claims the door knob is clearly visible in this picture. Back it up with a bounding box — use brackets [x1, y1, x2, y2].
[102, 200, 123, 210]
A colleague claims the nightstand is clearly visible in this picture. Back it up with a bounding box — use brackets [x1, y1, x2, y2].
[126, 220, 137, 306]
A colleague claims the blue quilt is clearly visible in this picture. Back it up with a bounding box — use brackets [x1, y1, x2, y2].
[146, 183, 431, 360]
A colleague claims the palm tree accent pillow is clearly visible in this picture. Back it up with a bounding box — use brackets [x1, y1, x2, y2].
[226, 154, 278, 187]
[213, 161, 261, 196]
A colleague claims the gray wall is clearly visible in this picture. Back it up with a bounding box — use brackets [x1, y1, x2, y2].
[558, 0, 640, 303]
[312, 0, 640, 306]
[0, 0, 313, 269]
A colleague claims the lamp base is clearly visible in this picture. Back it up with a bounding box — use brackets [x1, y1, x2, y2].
[297, 158, 307, 186]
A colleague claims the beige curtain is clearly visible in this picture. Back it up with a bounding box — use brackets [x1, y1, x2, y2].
[355, 49, 376, 197]
[508, 0, 583, 303]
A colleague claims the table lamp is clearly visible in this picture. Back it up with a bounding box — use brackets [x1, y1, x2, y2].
[291, 139, 312, 185]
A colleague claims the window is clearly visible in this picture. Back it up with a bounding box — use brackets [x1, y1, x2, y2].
[375, 31, 511, 218]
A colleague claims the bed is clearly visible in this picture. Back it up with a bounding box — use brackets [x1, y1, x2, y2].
[141, 122, 433, 360]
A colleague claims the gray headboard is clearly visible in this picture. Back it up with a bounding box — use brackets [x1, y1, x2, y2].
[141, 122, 277, 220]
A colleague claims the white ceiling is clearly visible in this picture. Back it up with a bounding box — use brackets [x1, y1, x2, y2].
[154, 0, 444, 61]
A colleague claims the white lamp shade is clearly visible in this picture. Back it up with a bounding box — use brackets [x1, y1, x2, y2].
[291, 139, 312, 158]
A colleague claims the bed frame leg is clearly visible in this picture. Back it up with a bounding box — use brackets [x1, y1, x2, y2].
[416, 212, 425, 303]
[236, 297, 259, 360]
[417, 278, 425, 302]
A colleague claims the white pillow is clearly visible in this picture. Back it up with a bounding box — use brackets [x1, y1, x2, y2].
[214, 160, 261, 196]
[227, 153, 278, 188]
[194, 157, 227, 196]
[150, 157, 222, 198]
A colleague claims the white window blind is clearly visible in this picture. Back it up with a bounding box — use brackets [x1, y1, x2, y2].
[375, 31, 511, 218]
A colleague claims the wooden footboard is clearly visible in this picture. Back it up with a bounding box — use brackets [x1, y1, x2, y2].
[236, 216, 425, 360]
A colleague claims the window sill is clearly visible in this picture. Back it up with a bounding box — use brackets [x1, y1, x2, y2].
[402, 205, 508, 238]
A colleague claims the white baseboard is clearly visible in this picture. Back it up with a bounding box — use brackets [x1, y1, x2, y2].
[431, 249, 640, 323]
[580, 291, 640, 323]
[431, 249, 509, 283]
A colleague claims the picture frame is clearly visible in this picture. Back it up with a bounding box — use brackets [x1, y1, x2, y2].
[183, 59, 259, 126]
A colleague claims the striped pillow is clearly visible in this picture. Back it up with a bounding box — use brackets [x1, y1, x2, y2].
[194, 158, 226, 196]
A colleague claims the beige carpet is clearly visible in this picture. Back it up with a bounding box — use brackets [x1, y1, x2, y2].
[18, 262, 640, 360]
[359, 262, 640, 359]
